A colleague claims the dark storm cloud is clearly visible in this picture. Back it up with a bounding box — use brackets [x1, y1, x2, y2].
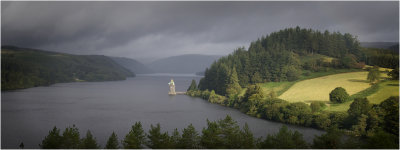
[1, 1, 398, 62]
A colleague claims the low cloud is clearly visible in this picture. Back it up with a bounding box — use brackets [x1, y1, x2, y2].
[2, 1, 398, 62]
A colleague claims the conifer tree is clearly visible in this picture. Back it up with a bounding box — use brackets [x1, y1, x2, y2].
[40, 126, 62, 149]
[80, 130, 99, 149]
[226, 67, 241, 97]
[170, 128, 181, 148]
[147, 123, 171, 148]
[187, 79, 197, 91]
[178, 124, 200, 148]
[122, 122, 146, 149]
[61, 125, 81, 148]
[105, 132, 119, 149]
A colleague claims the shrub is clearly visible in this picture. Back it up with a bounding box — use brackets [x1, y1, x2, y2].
[310, 101, 326, 113]
[329, 87, 349, 103]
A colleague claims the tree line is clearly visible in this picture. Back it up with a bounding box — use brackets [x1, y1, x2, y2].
[187, 78, 399, 148]
[198, 27, 364, 96]
[362, 47, 399, 69]
[39, 114, 397, 149]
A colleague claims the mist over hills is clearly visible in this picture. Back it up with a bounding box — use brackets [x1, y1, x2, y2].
[147, 54, 222, 74]
[360, 42, 398, 49]
[111, 57, 154, 74]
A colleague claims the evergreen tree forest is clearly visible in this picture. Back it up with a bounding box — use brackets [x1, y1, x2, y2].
[39, 114, 398, 149]
[198, 27, 365, 96]
[187, 27, 399, 149]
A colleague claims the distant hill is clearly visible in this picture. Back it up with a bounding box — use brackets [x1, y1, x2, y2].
[147, 54, 222, 74]
[1, 46, 134, 90]
[360, 42, 399, 49]
[111, 57, 154, 74]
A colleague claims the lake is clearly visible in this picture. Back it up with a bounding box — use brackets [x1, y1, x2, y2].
[1, 74, 324, 148]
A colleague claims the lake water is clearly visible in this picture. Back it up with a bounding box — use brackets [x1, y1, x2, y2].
[2, 74, 324, 148]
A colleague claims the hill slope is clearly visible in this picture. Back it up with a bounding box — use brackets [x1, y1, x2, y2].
[1, 46, 134, 90]
[278, 72, 371, 102]
[147, 54, 222, 73]
[198, 27, 364, 95]
[111, 57, 154, 74]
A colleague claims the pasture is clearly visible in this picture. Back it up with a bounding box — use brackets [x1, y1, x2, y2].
[367, 80, 399, 104]
[278, 72, 371, 102]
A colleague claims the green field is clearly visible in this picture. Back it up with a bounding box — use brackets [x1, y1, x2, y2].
[258, 81, 295, 96]
[325, 80, 399, 112]
[367, 80, 399, 104]
[278, 72, 371, 102]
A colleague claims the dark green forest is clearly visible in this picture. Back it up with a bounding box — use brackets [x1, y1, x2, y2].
[38, 114, 398, 149]
[188, 27, 399, 148]
[362, 47, 399, 69]
[1, 46, 134, 90]
[198, 27, 398, 96]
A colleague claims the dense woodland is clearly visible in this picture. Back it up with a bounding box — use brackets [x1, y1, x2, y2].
[38, 114, 397, 149]
[188, 27, 399, 148]
[1, 46, 134, 90]
[362, 47, 399, 69]
[198, 27, 368, 95]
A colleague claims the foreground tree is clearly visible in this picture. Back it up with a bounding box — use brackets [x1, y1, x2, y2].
[170, 128, 181, 148]
[80, 130, 99, 149]
[105, 132, 119, 149]
[217, 115, 242, 148]
[201, 115, 255, 148]
[61, 125, 81, 148]
[147, 123, 171, 148]
[365, 129, 399, 149]
[123, 122, 146, 149]
[260, 125, 308, 149]
[379, 96, 399, 135]
[201, 120, 223, 148]
[40, 126, 62, 148]
[239, 123, 256, 148]
[178, 124, 200, 148]
[312, 127, 342, 149]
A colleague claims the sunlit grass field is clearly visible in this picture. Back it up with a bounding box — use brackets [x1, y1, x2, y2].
[367, 80, 399, 104]
[278, 72, 371, 102]
[258, 82, 295, 96]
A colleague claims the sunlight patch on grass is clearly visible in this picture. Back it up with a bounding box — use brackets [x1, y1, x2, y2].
[367, 80, 399, 104]
[279, 72, 371, 102]
[258, 81, 295, 96]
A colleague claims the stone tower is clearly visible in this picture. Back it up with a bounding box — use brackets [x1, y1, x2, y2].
[168, 79, 176, 95]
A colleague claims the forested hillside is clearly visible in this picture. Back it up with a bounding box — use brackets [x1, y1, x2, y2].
[1, 46, 134, 90]
[198, 27, 364, 96]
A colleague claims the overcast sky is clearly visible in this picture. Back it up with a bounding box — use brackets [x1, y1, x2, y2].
[1, 1, 399, 63]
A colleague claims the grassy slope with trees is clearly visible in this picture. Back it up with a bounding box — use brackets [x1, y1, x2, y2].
[1, 46, 134, 90]
[187, 27, 399, 148]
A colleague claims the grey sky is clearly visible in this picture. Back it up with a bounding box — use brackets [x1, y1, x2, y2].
[1, 1, 399, 63]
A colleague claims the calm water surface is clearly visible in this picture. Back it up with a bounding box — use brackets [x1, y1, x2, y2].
[2, 74, 323, 148]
